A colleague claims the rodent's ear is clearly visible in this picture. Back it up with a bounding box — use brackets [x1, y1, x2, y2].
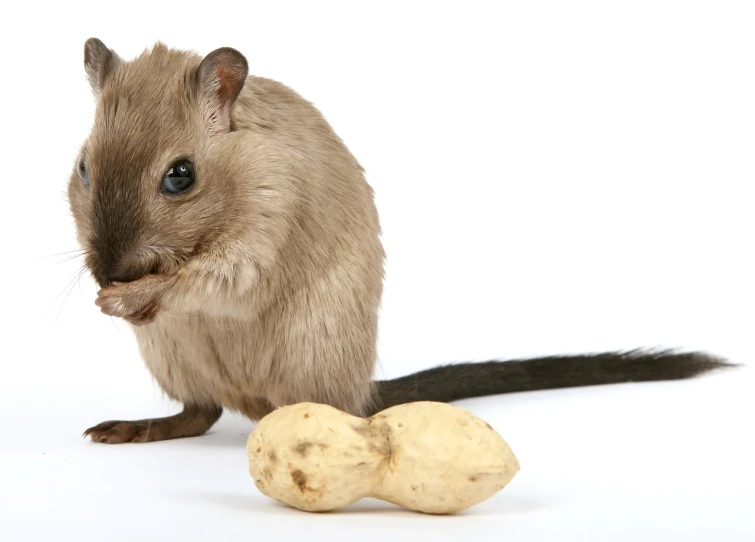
[196, 47, 249, 135]
[84, 38, 120, 94]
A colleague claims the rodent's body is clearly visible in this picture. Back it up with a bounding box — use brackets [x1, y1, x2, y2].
[132, 74, 385, 418]
[71, 40, 729, 444]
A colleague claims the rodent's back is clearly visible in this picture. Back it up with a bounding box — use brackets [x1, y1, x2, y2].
[232, 75, 385, 315]
[231, 76, 387, 412]
[236, 75, 381, 234]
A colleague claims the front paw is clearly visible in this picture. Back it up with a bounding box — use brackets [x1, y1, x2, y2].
[95, 275, 173, 325]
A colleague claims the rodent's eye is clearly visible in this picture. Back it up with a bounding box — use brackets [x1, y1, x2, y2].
[78, 158, 90, 188]
[161, 161, 196, 195]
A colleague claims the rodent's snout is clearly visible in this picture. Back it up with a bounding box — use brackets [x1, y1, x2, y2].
[88, 243, 161, 288]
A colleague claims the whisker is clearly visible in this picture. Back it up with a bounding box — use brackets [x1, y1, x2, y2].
[33, 249, 90, 267]
[34, 249, 87, 260]
[52, 253, 87, 265]
[43, 265, 87, 323]
[55, 266, 88, 332]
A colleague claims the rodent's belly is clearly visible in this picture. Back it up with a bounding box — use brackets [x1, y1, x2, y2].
[132, 314, 274, 413]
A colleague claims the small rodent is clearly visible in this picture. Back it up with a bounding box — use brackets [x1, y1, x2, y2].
[69, 39, 729, 444]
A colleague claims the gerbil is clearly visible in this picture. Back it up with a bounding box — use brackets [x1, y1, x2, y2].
[68, 39, 728, 444]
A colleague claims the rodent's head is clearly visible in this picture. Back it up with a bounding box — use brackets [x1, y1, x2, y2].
[68, 38, 249, 288]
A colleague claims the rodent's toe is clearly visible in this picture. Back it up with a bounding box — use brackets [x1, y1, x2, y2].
[83, 420, 157, 444]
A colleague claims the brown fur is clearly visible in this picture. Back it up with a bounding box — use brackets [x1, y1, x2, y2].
[70, 40, 731, 444]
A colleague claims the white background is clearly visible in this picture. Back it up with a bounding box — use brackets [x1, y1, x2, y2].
[1, 1, 753, 540]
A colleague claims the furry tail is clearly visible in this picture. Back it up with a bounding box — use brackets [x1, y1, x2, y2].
[370, 349, 732, 414]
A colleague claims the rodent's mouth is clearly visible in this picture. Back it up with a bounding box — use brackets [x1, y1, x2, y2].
[87, 243, 191, 288]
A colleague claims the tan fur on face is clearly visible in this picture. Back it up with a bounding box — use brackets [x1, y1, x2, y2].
[69, 43, 385, 417]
